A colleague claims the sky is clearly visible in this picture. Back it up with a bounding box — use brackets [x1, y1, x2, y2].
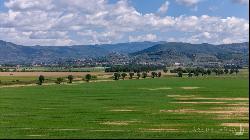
[0, 0, 249, 46]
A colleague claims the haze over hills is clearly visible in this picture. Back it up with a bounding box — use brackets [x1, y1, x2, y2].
[0, 40, 248, 66]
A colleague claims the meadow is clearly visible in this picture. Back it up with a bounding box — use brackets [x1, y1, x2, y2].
[0, 75, 249, 139]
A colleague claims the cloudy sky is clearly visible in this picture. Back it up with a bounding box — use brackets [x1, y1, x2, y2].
[0, 0, 249, 46]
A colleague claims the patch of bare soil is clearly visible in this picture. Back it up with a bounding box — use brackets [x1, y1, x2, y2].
[170, 101, 226, 104]
[180, 87, 201, 90]
[100, 121, 138, 126]
[160, 107, 248, 115]
[139, 87, 172, 90]
[189, 97, 248, 101]
[139, 128, 179, 132]
[26, 135, 44, 137]
[221, 123, 249, 128]
[89, 129, 125, 132]
[109, 109, 137, 112]
[167, 95, 196, 98]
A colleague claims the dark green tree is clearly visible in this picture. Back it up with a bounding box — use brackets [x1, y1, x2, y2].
[85, 74, 92, 82]
[177, 71, 183, 77]
[113, 73, 120, 80]
[38, 75, 45, 85]
[121, 73, 127, 80]
[151, 72, 157, 78]
[68, 75, 74, 83]
[158, 72, 162, 77]
[129, 72, 134, 79]
[56, 77, 64, 84]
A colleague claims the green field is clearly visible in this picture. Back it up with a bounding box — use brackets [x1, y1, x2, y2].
[0, 77, 249, 139]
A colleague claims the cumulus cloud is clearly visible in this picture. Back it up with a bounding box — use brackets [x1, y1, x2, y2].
[157, 1, 170, 14]
[0, 0, 248, 45]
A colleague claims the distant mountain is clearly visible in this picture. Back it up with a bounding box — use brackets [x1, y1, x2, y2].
[97, 41, 164, 53]
[0, 40, 248, 66]
[0, 40, 160, 64]
[131, 42, 249, 66]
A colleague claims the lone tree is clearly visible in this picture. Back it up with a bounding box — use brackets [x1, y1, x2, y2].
[68, 75, 74, 83]
[137, 73, 141, 79]
[38, 75, 45, 85]
[85, 74, 92, 82]
[158, 72, 162, 78]
[129, 72, 134, 79]
[56, 77, 64, 84]
[142, 72, 147, 79]
[113, 73, 120, 80]
[177, 71, 183, 77]
[121, 73, 127, 80]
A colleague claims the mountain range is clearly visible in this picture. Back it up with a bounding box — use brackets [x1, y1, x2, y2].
[0, 40, 248, 66]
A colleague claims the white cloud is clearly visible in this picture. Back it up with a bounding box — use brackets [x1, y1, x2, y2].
[129, 34, 157, 42]
[0, 0, 248, 45]
[176, 0, 201, 6]
[157, 1, 170, 14]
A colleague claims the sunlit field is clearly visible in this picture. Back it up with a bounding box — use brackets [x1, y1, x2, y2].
[0, 73, 248, 139]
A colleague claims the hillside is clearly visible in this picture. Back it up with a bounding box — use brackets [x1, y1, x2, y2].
[0, 40, 160, 64]
[0, 40, 248, 66]
[131, 42, 249, 66]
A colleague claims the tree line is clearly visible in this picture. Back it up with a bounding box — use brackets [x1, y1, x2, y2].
[169, 67, 240, 77]
[37, 74, 95, 85]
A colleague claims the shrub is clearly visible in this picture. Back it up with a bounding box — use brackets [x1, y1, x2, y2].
[55, 77, 64, 84]
[85, 74, 92, 82]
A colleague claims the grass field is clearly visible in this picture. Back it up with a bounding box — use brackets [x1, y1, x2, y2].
[0, 76, 249, 139]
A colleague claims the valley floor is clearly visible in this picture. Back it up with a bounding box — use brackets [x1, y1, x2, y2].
[0, 76, 249, 139]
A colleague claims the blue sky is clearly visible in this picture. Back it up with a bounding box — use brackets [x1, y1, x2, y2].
[0, 0, 249, 46]
[128, 0, 249, 18]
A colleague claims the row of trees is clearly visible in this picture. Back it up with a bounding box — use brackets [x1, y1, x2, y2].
[105, 64, 165, 73]
[38, 74, 93, 85]
[113, 72, 162, 80]
[170, 67, 240, 77]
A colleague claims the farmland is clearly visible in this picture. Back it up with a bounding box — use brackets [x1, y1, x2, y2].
[0, 71, 249, 139]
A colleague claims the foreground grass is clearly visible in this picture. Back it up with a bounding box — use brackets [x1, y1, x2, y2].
[0, 77, 248, 139]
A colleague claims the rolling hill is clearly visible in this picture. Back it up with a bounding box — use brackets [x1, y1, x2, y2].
[0, 40, 248, 66]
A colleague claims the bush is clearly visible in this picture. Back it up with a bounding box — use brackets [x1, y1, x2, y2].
[55, 77, 64, 84]
[85, 74, 92, 82]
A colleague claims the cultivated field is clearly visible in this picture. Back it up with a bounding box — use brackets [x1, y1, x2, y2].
[0, 75, 249, 139]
